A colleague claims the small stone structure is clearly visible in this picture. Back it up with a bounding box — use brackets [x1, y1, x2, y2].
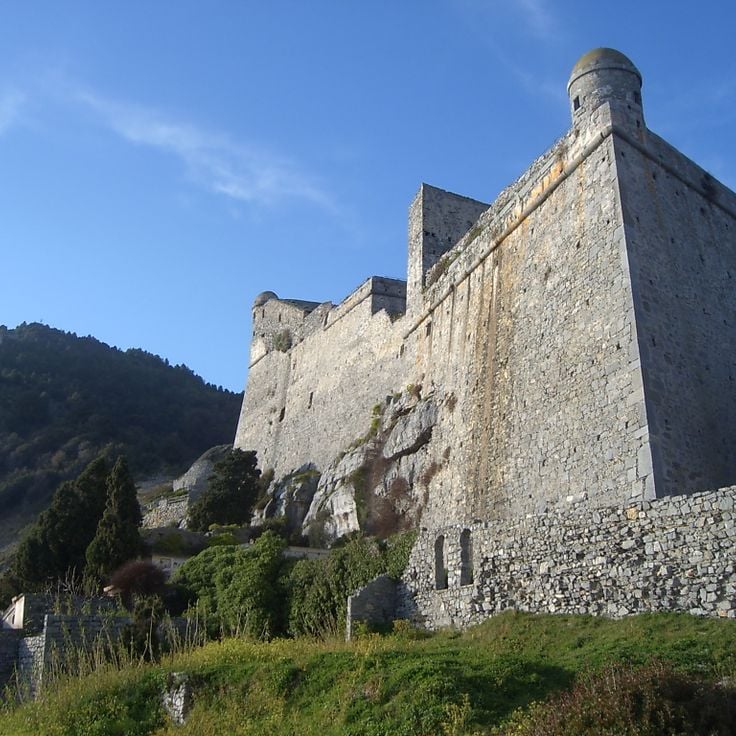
[236, 48, 736, 629]
[163, 672, 194, 725]
[346, 575, 397, 640]
[0, 612, 132, 696]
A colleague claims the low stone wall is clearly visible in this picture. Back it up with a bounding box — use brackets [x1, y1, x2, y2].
[0, 630, 21, 691]
[401, 487, 736, 629]
[346, 575, 397, 640]
[16, 614, 133, 696]
[143, 497, 189, 529]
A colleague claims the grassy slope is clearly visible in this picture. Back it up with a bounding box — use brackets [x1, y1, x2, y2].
[1, 611, 735, 735]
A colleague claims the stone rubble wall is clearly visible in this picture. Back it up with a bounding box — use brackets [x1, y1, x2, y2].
[142, 496, 189, 529]
[346, 574, 398, 640]
[402, 487, 736, 629]
[14, 614, 133, 696]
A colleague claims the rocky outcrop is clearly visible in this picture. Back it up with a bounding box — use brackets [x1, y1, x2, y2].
[172, 445, 231, 502]
[259, 388, 445, 546]
[255, 465, 320, 532]
[142, 445, 231, 529]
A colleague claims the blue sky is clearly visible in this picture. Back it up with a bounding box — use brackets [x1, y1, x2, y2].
[1, 1, 735, 392]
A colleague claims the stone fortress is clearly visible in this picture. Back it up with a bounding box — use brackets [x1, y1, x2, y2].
[234, 49, 736, 628]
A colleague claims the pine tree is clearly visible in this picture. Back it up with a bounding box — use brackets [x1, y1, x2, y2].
[85, 456, 143, 587]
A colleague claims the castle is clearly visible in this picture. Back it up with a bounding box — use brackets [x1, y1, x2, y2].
[235, 49, 736, 627]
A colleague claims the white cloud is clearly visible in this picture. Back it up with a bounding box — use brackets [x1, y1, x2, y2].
[74, 89, 337, 212]
[0, 90, 25, 135]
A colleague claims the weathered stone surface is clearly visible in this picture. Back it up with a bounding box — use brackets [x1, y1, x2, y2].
[382, 397, 437, 460]
[255, 465, 320, 532]
[401, 487, 736, 629]
[299, 391, 438, 544]
[346, 575, 398, 640]
[234, 48, 736, 625]
[173, 445, 231, 501]
[163, 672, 193, 725]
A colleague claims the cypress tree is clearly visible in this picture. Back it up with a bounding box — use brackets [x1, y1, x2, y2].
[85, 456, 143, 587]
[13, 455, 110, 587]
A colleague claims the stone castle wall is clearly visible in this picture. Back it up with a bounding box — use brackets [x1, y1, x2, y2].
[616, 130, 736, 496]
[234, 49, 736, 627]
[402, 487, 736, 628]
[235, 278, 410, 476]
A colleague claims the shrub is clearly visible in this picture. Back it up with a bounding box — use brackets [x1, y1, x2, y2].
[174, 532, 287, 639]
[109, 560, 166, 611]
[499, 661, 736, 735]
[285, 531, 416, 638]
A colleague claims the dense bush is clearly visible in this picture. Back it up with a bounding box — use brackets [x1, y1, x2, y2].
[173, 531, 416, 640]
[173, 532, 287, 639]
[285, 532, 416, 638]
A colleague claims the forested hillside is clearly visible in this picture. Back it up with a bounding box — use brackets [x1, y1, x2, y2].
[0, 323, 242, 553]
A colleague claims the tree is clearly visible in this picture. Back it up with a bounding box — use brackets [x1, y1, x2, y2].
[187, 449, 261, 531]
[12, 455, 110, 588]
[85, 456, 143, 587]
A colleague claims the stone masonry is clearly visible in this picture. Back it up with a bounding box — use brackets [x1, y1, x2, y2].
[235, 49, 736, 628]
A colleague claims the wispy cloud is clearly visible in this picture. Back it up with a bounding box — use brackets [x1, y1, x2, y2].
[456, 0, 559, 42]
[74, 89, 337, 212]
[513, 0, 557, 41]
[0, 90, 25, 135]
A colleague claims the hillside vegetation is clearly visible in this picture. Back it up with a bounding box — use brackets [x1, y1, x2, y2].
[0, 323, 242, 554]
[0, 611, 734, 735]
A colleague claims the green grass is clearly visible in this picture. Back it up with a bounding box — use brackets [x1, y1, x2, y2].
[1, 611, 734, 735]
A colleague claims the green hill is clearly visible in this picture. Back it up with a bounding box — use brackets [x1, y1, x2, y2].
[0, 322, 242, 554]
[0, 611, 734, 735]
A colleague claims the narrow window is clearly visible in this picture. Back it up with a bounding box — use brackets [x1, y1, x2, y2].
[633, 91, 641, 105]
[278, 407, 285, 422]
[426, 322, 432, 337]
[460, 529, 473, 585]
[308, 391, 314, 409]
[573, 96, 581, 111]
[435, 536, 448, 590]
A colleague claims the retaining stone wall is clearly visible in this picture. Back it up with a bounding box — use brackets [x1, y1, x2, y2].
[402, 486, 736, 629]
[143, 496, 189, 529]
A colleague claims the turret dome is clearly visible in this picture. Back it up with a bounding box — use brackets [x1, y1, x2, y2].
[253, 291, 278, 307]
[567, 48, 644, 127]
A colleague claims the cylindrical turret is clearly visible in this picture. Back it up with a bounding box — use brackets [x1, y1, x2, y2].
[567, 48, 644, 129]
